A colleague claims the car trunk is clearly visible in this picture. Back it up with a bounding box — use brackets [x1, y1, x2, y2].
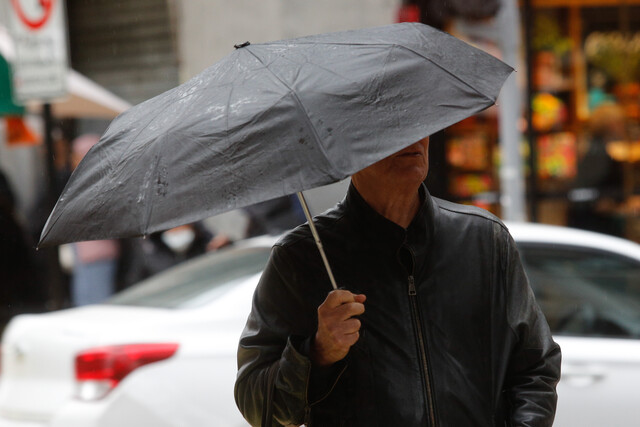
[0, 306, 175, 422]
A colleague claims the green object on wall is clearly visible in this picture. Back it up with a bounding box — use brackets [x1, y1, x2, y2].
[0, 54, 25, 116]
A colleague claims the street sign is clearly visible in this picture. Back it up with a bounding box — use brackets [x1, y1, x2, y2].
[7, 0, 69, 102]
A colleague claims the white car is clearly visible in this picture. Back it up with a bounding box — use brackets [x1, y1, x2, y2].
[0, 223, 639, 426]
[508, 223, 640, 427]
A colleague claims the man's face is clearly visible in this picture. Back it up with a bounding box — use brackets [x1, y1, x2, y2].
[352, 136, 430, 190]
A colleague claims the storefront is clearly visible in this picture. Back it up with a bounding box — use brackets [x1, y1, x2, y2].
[526, 0, 640, 242]
[400, 0, 640, 242]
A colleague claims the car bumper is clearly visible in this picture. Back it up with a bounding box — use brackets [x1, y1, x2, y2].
[0, 416, 47, 427]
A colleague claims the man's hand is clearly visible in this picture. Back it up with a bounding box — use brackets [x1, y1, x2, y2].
[311, 290, 366, 367]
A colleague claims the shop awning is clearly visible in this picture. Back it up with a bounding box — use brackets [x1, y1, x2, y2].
[25, 70, 132, 119]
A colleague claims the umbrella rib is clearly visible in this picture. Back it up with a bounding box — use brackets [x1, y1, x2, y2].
[140, 153, 161, 235]
[400, 45, 496, 104]
[38, 208, 64, 247]
[112, 88, 185, 171]
[224, 78, 234, 144]
[405, 25, 500, 103]
[264, 40, 500, 104]
[242, 48, 343, 180]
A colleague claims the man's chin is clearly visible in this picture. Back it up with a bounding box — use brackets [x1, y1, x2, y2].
[393, 172, 427, 192]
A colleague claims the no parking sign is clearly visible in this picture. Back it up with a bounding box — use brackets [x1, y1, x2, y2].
[7, 0, 69, 102]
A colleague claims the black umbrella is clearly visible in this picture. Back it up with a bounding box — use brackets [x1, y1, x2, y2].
[39, 23, 512, 283]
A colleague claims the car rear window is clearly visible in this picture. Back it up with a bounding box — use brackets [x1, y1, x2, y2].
[107, 246, 271, 309]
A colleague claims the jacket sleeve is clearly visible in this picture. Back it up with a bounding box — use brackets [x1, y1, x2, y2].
[234, 244, 316, 427]
[500, 226, 562, 427]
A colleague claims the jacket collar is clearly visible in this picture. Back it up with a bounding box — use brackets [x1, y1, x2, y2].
[343, 181, 434, 254]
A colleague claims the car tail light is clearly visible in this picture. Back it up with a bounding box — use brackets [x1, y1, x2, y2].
[75, 343, 179, 401]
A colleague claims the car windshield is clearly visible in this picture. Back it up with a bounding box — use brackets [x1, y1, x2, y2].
[518, 243, 640, 339]
[107, 246, 271, 309]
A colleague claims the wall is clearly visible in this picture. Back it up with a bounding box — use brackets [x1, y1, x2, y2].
[175, 0, 399, 81]
[67, 0, 180, 105]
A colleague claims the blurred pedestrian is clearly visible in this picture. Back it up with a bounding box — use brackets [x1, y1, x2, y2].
[568, 102, 626, 236]
[118, 221, 231, 288]
[0, 169, 43, 329]
[68, 135, 119, 306]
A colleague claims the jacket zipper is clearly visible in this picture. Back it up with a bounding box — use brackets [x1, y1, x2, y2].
[408, 274, 437, 427]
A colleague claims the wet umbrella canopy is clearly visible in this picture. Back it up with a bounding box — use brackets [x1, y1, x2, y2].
[39, 23, 512, 247]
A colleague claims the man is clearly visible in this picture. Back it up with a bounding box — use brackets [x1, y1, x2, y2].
[235, 137, 561, 426]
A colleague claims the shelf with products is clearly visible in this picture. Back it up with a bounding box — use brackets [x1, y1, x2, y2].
[584, 27, 640, 201]
[445, 114, 501, 214]
[528, 3, 640, 232]
[530, 8, 583, 198]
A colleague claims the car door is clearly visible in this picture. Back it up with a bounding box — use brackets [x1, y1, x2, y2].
[517, 243, 640, 427]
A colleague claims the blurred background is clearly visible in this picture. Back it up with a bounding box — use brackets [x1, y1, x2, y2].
[0, 2, 639, 426]
[1, 0, 639, 327]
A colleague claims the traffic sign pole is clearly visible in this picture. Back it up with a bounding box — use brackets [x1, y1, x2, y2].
[7, 0, 69, 309]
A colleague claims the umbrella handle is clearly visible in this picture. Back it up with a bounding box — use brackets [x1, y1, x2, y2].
[296, 192, 338, 290]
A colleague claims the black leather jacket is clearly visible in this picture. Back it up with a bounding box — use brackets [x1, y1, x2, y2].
[235, 184, 561, 426]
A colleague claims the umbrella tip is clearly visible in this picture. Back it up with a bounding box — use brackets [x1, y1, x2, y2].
[234, 41, 250, 49]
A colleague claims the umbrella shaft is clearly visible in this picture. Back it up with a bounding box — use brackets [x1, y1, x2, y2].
[296, 192, 338, 290]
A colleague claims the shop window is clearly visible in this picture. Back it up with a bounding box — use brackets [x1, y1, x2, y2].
[526, 5, 640, 242]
